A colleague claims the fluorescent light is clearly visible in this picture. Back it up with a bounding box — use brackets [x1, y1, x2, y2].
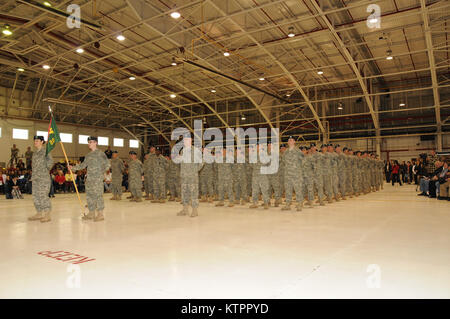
[171, 11, 181, 19]
[241, 115, 246, 121]
[17, 68, 25, 72]
[170, 94, 176, 98]
[76, 48, 84, 53]
[171, 61, 177, 66]
[317, 70, 323, 75]
[386, 56, 393, 60]
[286, 94, 291, 97]
[288, 33, 295, 38]
[116, 34, 125, 41]
[43, 1, 51, 7]
[259, 77, 265, 81]
[399, 103, 405, 106]
[223, 51, 230, 57]
[369, 18, 378, 24]
[337, 106, 343, 110]
[2, 25, 12, 36]
[211, 89, 216, 93]
[129, 76, 136, 80]
[43, 65, 50, 70]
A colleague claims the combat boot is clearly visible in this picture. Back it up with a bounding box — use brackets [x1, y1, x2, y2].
[274, 199, 281, 207]
[177, 205, 188, 216]
[190, 207, 198, 217]
[228, 202, 234, 207]
[263, 203, 269, 210]
[334, 195, 340, 202]
[281, 204, 291, 211]
[176, 197, 181, 202]
[126, 195, 133, 199]
[110, 195, 116, 200]
[169, 196, 175, 201]
[117, 194, 122, 201]
[306, 200, 314, 208]
[135, 197, 143, 202]
[144, 194, 150, 200]
[215, 201, 224, 207]
[240, 199, 247, 205]
[94, 210, 104, 222]
[319, 198, 325, 206]
[249, 203, 258, 209]
[40, 210, 51, 223]
[296, 203, 302, 212]
[199, 196, 207, 203]
[341, 195, 347, 200]
[129, 197, 136, 202]
[327, 196, 333, 204]
[28, 212, 43, 221]
[151, 199, 159, 203]
[82, 211, 95, 220]
[159, 199, 166, 203]
[208, 196, 213, 203]
[234, 200, 240, 205]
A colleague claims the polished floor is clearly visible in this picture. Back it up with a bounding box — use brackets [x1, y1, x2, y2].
[0, 184, 449, 299]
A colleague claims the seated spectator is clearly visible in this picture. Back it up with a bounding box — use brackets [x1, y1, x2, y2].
[76, 170, 86, 193]
[5, 175, 13, 199]
[54, 170, 66, 193]
[437, 161, 449, 200]
[104, 169, 112, 193]
[438, 162, 450, 201]
[418, 161, 443, 197]
[65, 170, 75, 193]
[11, 176, 23, 199]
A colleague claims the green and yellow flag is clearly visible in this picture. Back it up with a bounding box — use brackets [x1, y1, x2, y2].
[46, 114, 61, 155]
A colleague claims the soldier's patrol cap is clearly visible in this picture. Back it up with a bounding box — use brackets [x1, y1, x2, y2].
[310, 142, 316, 147]
[129, 151, 137, 155]
[87, 136, 98, 142]
[34, 135, 45, 142]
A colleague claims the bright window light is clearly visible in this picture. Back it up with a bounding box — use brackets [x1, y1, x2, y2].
[98, 136, 109, 146]
[79, 134, 89, 144]
[36, 130, 48, 141]
[0, 127, 2, 138]
[60, 133, 72, 143]
[129, 139, 139, 148]
[13, 128, 28, 140]
[114, 138, 124, 147]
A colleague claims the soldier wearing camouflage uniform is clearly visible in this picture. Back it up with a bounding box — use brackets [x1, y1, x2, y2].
[199, 148, 215, 203]
[342, 148, 353, 198]
[128, 151, 143, 202]
[267, 142, 282, 207]
[327, 144, 340, 201]
[143, 153, 152, 199]
[177, 137, 204, 217]
[249, 144, 270, 209]
[168, 154, 181, 201]
[335, 145, 347, 200]
[70, 136, 110, 222]
[233, 148, 248, 205]
[321, 144, 334, 203]
[110, 151, 125, 200]
[279, 144, 286, 197]
[152, 148, 169, 203]
[281, 136, 304, 211]
[216, 148, 235, 207]
[308, 143, 325, 206]
[25, 147, 33, 170]
[28, 136, 53, 223]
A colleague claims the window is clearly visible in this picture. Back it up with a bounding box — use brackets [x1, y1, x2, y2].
[36, 130, 48, 141]
[114, 138, 124, 147]
[60, 133, 72, 143]
[0, 127, 2, 138]
[129, 139, 139, 148]
[13, 128, 28, 140]
[79, 135, 89, 144]
[98, 136, 109, 146]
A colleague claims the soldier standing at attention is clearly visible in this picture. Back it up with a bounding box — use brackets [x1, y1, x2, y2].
[28, 136, 53, 222]
[110, 151, 125, 200]
[267, 142, 282, 207]
[321, 144, 333, 203]
[143, 153, 151, 200]
[327, 144, 340, 202]
[309, 143, 325, 206]
[233, 147, 248, 205]
[216, 148, 235, 207]
[281, 136, 304, 211]
[199, 148, 215, 203]
[168, 153, 180, 201]
[10, 144, 19, 167]
[249, 143, 270, 209]
[335, 145, 347, 200]
[152, 147, 169, 203]
[178, 137, 204, 217]
[279, 144, 286, 198]
[69, 137, 110, 222]
[128, 151, 143, 202]
[25, 146, 33, 170]
[343, 148, 353, 198]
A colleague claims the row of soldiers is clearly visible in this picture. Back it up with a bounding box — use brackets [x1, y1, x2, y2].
[110, 136, 384, 215]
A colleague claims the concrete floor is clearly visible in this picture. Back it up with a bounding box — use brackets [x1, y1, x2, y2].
[0, 183, 449, 299]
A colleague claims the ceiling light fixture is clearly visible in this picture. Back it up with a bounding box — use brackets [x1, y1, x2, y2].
[170, 11, 181, 19]
[286, 93, 291, 97]
[211, 89, 216, 93]
[288, 26, 295, 38]
[170, 94, 176, 98]
[171, 57, 177, 66]
[76, 48, 84, 53]
[17, 68, 25, 72]
[241, 114, 246, 121]
[43, 64, 50, 70]
[259, 76, 265, 81]
[43, 1, 52, 7]
[129, 76, 136, 80]
[317, 70, 324, 75]
[2, 24, 12, 36]
[386, 49, 393, 60]
[399, 103, 405, 107]
[116, 34, 125, 41]
[223, 51, 230, 57]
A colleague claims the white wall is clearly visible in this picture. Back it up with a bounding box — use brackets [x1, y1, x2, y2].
[0, 118, 141, 167]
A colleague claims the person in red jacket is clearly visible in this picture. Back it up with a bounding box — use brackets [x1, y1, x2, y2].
[54, 170, 66, 193]
[391, 160, 402, 186]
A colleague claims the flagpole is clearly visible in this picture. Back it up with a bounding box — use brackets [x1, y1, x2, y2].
[48, 106, 85, 216]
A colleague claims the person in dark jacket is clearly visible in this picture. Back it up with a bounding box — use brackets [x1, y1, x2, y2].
[385, 160, 392, 183]
[391, 161, 402, 186]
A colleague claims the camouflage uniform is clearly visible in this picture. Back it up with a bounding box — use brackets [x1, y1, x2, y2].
[329, 151, 339, 199]
[309, 151, 325, 203]
[153, 155, 168, 200]
[336, 152, 347, 197]
[282, 147, 304, 207]
[110, 157, 125, 198]
[25, 150, 33, 169]
[143, 157, 152, 197]
[168, 159, 180, 199]
[246, 160, 253, 198]
[251, 156, 270, 205]
[200, 162, 214, 199]
[72, 149, 110, 213]
[179, 147, 204, 212]
[217, 162, 234, 203]
[31, 148, 53, 214]
[322, 151, 333, 200]
[10, 146, 19, 166]
[128, 159, 143, 200]
[233, 161, 248, 202]
[267, 151, 282, 206]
